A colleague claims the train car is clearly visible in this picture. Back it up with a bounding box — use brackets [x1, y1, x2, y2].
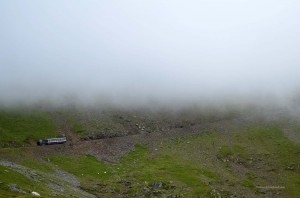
[37, 137, 67, 146]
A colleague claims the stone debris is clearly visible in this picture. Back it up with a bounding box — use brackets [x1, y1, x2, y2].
[0, 160, 95, 198]
[9, 184, 26, 194]
[152, 182, 163, 188]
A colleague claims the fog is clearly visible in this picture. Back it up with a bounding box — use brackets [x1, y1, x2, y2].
[1, 0, 300, 108]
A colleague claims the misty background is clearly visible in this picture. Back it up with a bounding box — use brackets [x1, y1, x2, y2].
[0, 0, 300, 107]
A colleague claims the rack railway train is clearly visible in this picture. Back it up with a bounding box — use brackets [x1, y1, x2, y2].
[37, 137, 67, 146]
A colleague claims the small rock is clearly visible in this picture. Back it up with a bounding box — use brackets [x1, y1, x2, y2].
[9, 184, 26, 194]
[142, 186, 150, 192]
[31, 191, 40, 196]
[153, 182, 163, 188]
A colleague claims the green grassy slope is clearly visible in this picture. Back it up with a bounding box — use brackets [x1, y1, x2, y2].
[0, 126, 299, 197]
[44, 127, 300, 197]
[0, 111, 57, 147]
[0, 108, 299, 197]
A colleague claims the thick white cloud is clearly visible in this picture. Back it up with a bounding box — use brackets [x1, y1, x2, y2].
[0, 0, 299, 106]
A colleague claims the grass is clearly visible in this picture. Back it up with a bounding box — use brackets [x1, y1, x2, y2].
[234, 127, 300, 196]
[0, 111, 57, 147]
[156, 127, 300, 197]
[119, 145, 215, 194]
[0, 107, 299, 197]
[0, 165, 48, 198]
[20, 159, 55, 174]
[71, 123, 86, 134]
[47, 144, 216, 196]
[48, 154, 109, 179]
[1, 125, 299, 197]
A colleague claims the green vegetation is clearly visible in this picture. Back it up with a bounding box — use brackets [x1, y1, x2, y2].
[0, 111, 57, 147]
[0, 165, 52, 198]
[0, 108, 299, 197]
[20, 159, 55, 174]
[71, 123, 84, 133]
[48, 145, 215, 196]
[49, 154, 109, 179]
[45, 126, 300, 197]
